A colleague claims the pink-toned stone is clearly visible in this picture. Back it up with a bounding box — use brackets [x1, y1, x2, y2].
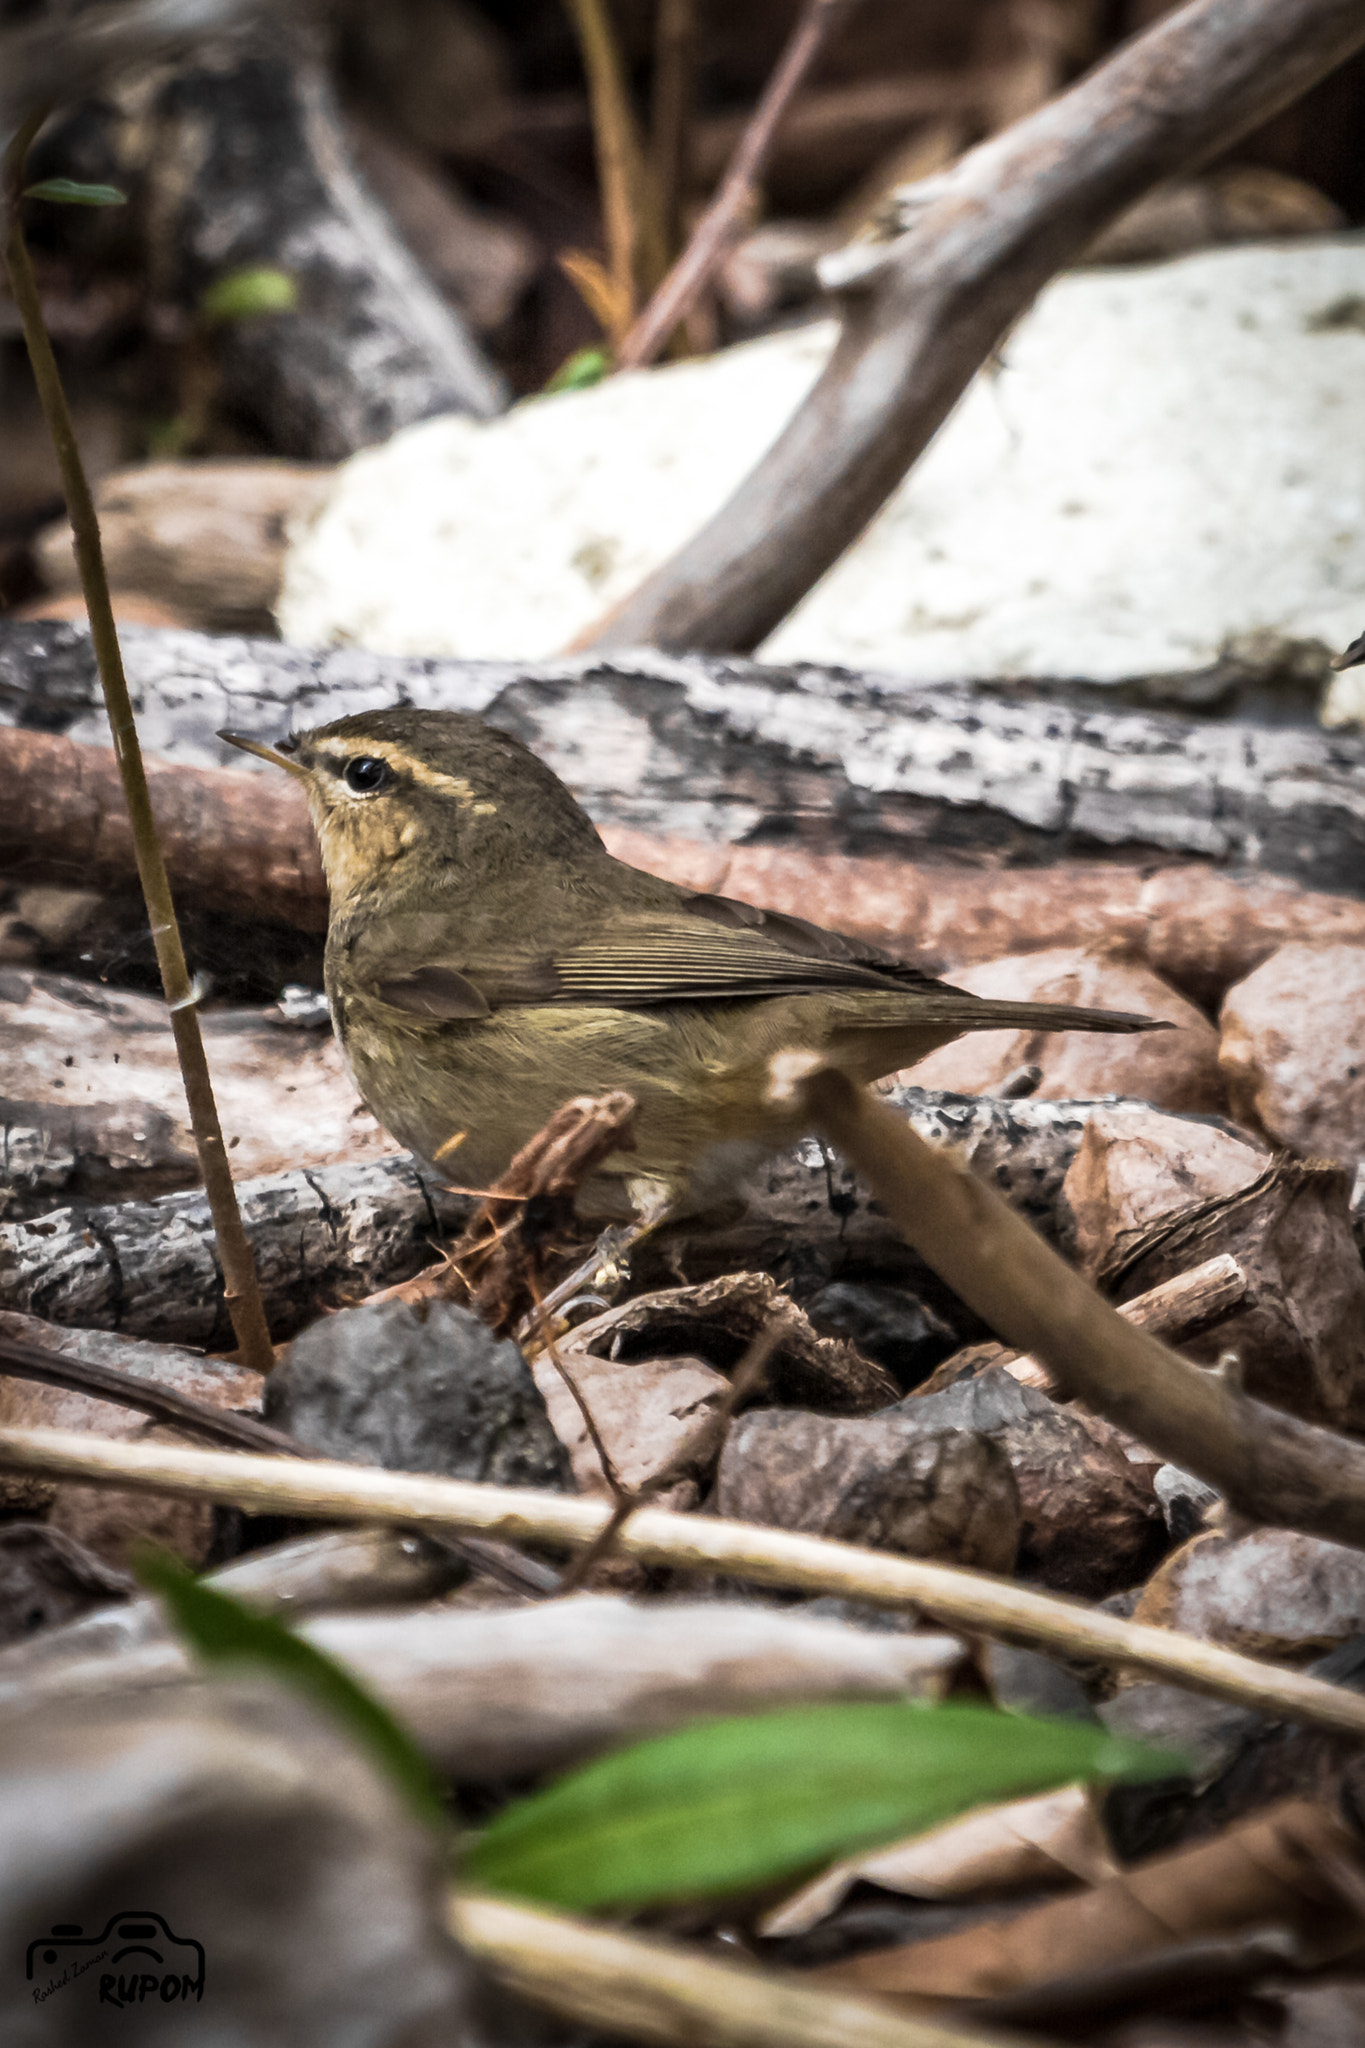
[530, 1349, 729, 1509]
[907, 946, 1224, 1113]
[0, 1312, 262, 1566]
[1220, 942, 1365, 1161]
[1062, 1116, 1365, 1431]
[0, 968, 396, 1195]
[1060, 1106, 1268, 1277]
[1137, 1526, 1365, 1662]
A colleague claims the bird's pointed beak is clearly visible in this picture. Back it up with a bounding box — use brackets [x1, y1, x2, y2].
[1332, 634, 1365, 673]
[218, 729, 309, 778]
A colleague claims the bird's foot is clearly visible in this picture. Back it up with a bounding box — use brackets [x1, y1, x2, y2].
[516, 1184, 673, 1349]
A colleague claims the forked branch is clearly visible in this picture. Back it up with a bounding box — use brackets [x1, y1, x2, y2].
[584, 0, 1365, 652]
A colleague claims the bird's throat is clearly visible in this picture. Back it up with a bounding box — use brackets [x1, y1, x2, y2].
[311, 794, 424, 910]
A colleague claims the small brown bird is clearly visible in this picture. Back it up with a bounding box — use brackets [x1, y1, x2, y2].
[223, 708, 1157, 1224]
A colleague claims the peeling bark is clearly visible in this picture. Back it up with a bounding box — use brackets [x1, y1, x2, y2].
[0, 1090, 1235, 1347]
[3, 624, 1365, 902]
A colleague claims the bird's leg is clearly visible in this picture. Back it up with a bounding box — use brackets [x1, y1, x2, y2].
[516, 1180, 674, 1344]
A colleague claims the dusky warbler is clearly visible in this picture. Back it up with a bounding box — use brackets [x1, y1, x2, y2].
[223, 708, 1158, 1223]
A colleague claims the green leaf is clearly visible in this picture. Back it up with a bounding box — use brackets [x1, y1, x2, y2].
[136, 1550, 446, 1832]
[200, 265, 299, 325]
[544, 345, 611, 393]
[24, 178, 127, 207]
[466, 1700, 1182, 1910]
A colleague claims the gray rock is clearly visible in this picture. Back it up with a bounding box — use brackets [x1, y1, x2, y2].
[1154, 1463, 1221, 1543]
[803, 1281, 957, 1392]
[0, 1677, 482, 2046]
[897, 1370, 1164, 1598]
[266, 1298, 571, 1490]
[716, 1409, 1021, 1574]
[982, 1642, 1098, 1725]
[0, 1525, 132, 1649]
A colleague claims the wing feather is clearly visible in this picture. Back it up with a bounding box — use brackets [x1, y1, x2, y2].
[349, 899, 1153, 1034]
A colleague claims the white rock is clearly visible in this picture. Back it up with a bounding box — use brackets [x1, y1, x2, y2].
[280, 237, 1365, 683]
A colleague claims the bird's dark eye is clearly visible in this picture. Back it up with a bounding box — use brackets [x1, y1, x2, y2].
[344, 755, 392, 794]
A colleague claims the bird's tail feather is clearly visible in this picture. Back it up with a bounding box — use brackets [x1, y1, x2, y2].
[950, 999, 1165, 1036]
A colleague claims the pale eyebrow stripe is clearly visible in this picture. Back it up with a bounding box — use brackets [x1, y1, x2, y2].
[316, 737, 487, 805]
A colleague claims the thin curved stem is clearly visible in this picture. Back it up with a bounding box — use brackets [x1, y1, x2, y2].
[2, 115, 273, 1372]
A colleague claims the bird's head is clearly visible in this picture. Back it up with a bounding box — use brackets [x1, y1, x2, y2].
[220, 705, 603, 907]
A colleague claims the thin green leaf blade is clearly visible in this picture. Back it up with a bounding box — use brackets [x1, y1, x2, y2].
[466, 1700, 1181, 1909]
[200, 265, 299, 324]
[136, 1550, 446, 1831]
[24, 178, 127, 207]
[544, 345, 611, 393]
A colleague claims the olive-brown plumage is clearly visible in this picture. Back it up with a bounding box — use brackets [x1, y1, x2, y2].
[223, 708, 1158, 1221]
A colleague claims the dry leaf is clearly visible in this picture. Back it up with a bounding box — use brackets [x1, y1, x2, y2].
[760, 1782, 1116, 1937]
[814, 1797, 1365, 2003]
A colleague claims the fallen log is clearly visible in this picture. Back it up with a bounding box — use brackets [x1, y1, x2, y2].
[4, 626, 1365, 935]
[24, 26, 505, 459]
[0, 0, 265, 154]
[0, 1154, 469, 1348]
[0, 967, 393, 1214]
[0, 1090, 1217, 1345]
[34, 462, 333, 638]
[0, 1595, 965, 1779]
[8, 718, 1365, 1008]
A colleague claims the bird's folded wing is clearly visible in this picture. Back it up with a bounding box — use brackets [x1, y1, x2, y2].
[364, 912, 943, 1018]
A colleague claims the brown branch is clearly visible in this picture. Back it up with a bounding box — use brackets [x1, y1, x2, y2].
[0, 1332, 302, 1455]
[616, 0, 860, 373]
[0, 724, 328, 929]
[784, 1065, 1365, 1552]
[6, 1425, 1365, 1734]
[585, 0, 1365, 651]
[924, 1252, 1250, 1397]
[3, 127, 273, 1372]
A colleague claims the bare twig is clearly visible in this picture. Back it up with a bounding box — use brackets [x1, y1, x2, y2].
[451, 1890, 1036, 2048]
[6, 1425, 1365, 1733]
[615, 0, 860, 374]
[563, 0, 665, 341]
[419, 1531, 563, 1599]
[0, 1333, 300, 1455]
[365, 1091, 638, 1335]
[783, 1065, 1365, 1553]
[587, 0, 1365, 650]
[2, 122, 273, 1374]
[530, 1271, 628, 1504]
[1005, 1252, 1248, 1392]
[558, 1317, 780, 1592]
